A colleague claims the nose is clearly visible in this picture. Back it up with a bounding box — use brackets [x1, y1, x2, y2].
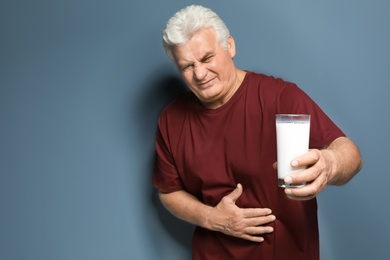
[193, 63, 207, 80]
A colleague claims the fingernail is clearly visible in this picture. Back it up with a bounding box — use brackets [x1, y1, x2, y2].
[284, 176, 292, 184]
[285, 189, 292, 195]
[291, 160, 298, 167]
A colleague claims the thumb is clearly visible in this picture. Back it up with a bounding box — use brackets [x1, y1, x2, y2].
[225, 183, 243, 203]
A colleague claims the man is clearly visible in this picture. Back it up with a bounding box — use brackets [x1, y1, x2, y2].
[152, 5, 362, 259]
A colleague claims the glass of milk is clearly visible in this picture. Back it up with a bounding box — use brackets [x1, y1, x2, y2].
[276, 114, 310, 188]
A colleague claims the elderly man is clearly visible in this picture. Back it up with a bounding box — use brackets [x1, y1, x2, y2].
[152, 5, 362, 259]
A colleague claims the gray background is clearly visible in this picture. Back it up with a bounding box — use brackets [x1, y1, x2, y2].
[1, 0, 388, 259]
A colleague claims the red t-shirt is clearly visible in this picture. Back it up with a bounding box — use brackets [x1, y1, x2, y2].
[152, 71, 345, 259]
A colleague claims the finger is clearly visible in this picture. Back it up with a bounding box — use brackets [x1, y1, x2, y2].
[241, 208, 273, 218]
[286, 194, 316, 201]
[285, 183, 316, 198]
[225, 183, 243, 203]
[243, 214, 276, 227]
[273, 161, 277, 170]
[284, 165, 319, 186]
[284, 177, 325, 200]
[291, 149, 320, 168]
[244, 225, 274, 235]
[241, 234, 266, 243]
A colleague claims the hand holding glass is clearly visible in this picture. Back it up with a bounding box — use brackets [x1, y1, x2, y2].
[276, 114, 310, 188]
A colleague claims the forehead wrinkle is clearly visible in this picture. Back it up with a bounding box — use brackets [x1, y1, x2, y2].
[171, 28, 221, 70]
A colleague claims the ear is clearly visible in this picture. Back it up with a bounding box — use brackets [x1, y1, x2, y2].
[227, 35, 236, 58]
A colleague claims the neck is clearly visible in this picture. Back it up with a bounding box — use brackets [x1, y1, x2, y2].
[203, 69, 246, 109]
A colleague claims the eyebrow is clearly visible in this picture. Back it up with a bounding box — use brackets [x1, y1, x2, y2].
[177, 50, 216, 69]
[200, 51, 215, 61]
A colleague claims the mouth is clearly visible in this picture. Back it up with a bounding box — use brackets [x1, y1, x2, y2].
[197, 77, 216, 88]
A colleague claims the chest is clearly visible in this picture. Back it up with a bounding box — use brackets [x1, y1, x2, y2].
[171, 101, 277, 202]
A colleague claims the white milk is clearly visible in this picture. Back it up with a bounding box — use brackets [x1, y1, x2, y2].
[276, 115, 310, 187]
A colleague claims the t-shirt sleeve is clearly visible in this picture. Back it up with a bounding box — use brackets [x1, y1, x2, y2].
[152, 111, 185, 193]
[276, 81, 345, 149]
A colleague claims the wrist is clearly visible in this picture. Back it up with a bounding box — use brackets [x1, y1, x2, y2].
[203, 206, 216, 231]
[321, 148, 339, 184]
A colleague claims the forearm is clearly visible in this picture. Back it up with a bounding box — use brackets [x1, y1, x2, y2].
[159, 190, 213, 230]
[323, 136, 363, 185]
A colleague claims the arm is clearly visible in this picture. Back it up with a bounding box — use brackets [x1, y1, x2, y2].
[159, 183, 276, 242]
[283, 136, 363, 200]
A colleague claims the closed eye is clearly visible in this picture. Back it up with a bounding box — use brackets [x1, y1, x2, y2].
[178, 53, 215, 72]
[179, 64, 193, 72]
[201, 55, 214, 63]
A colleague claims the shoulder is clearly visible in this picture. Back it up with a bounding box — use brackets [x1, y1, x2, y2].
[244, 71, 303, 100]
[245, 71, 298, 91]
[244, 71, 315, 112]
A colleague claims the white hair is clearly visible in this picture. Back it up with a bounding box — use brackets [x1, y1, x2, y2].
[162, 5, 230, 60]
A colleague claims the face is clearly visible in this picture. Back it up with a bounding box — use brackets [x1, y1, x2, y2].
[171, 28, 238, 109]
